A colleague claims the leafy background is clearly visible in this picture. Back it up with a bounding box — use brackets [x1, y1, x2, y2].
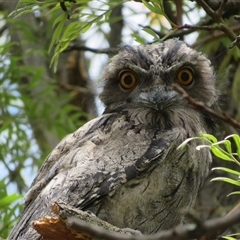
[0, 0, 240, 238]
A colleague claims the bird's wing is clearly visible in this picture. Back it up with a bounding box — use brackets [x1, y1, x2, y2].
[10, 111, 187, 239]
[24, 113, 114, 204]
[26, 112, 179, 207]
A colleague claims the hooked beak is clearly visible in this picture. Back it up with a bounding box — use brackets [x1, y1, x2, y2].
[138, 86, 180, 110]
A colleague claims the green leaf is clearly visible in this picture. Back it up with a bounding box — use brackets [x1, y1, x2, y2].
[49, 13, 68, 53]
[52, 11, 66, 28]
[200, 133, 218, 143]
[222, 237, 237, 240]
[226, 134, 240, 148]
[195, 144, 211, 151]
[211, 145, 233, 161]
[0, 194, 22, 208]
[45, 3, 61, 17]
[177, 137, 200, 150]
[227, 191, 240, 197]
[211, 177, 240, 186]
[104, 9, 112, 20]
[10, 8, 36, 18]
[223, 140, 232, 154]
[142, 27, 159, 41]
[212, 167, 240, 176]
[132, 33, 146, 44]
[142, 0, 163, 15]
[226, 134, 240, 158]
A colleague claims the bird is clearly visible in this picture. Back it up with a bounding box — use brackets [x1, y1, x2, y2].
[8, 38, 218, 240]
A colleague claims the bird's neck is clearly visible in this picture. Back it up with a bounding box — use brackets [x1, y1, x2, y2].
[104, 105, 216, 136]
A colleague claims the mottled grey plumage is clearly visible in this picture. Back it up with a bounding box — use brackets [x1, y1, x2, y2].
[9, 39, 217, 240]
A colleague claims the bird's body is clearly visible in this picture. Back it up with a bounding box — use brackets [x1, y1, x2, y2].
[8, 39, 217, 239]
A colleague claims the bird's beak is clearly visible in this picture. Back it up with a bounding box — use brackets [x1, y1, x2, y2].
[138, 86, 179, 110]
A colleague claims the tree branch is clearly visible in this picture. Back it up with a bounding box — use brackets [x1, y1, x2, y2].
[33, 200, 240, 240]
[195, 0, 240, 49]
[191, 23, 240, 48]
[64, 45, 118, 55]
[172, 84, 240, 130]
[66, 203, 240, 240]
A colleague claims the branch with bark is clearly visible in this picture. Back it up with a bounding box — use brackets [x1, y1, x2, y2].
[32, 200, 240, 240]
[193, 0, 240, 49]
[172, 84, 240, 130]
[32, 200, 133, 240]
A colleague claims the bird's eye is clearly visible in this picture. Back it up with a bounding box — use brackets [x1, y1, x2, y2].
[119, 70, 137, 90]
[177, 68, 194, 86]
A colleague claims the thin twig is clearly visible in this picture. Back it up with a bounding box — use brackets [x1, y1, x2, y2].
[172, 84, 240, 130]
[177, 24, 220, 31]
[195, 0, 240, 49]
[60, 83, 91, 94]
[229, 35, 240, 49]
[216, 0, 228, 16]
[191, 23, 240, 48]
[64, 45, 118, 55]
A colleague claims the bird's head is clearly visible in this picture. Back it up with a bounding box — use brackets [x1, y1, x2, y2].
[100, 39, 217, 114]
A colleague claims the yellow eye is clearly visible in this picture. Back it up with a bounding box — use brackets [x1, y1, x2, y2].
[119, 70, 137, 90]
[177, 68, 194, 86]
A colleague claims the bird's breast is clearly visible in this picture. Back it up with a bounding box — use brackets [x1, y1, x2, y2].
[89, 154, 197, 234]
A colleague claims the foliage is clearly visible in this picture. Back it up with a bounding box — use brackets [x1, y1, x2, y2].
[0, 179, 22, 238]
[10, 0, 199, 70]
[179, 134, 240, 166]
[179, 133, 240, 240]
[0, 12, 85, 237]
[222, 234, 240, 240]
[179, 134, 240, 189]
[11, 0, 126, 71]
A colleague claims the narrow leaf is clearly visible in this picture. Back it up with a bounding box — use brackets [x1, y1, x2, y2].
[211, 177, 240, 186]
[132, 33, 146, 44]
[227, 191, 240, 197]
[142, 27, 159, 40]
[226, 134, 240, 158]
[196, 144, 211, 151]
[200, 133, 218, 143]
[224, 140, 232, 154]
[0, 194, 22, 208]
[212, 167, 240, 176]
[142, 0, 163, 14]
[211, 146, 233, 161]
[178, 137, 205, 150]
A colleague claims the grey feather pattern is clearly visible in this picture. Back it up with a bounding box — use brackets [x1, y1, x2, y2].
[8, 39, 217, 239]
